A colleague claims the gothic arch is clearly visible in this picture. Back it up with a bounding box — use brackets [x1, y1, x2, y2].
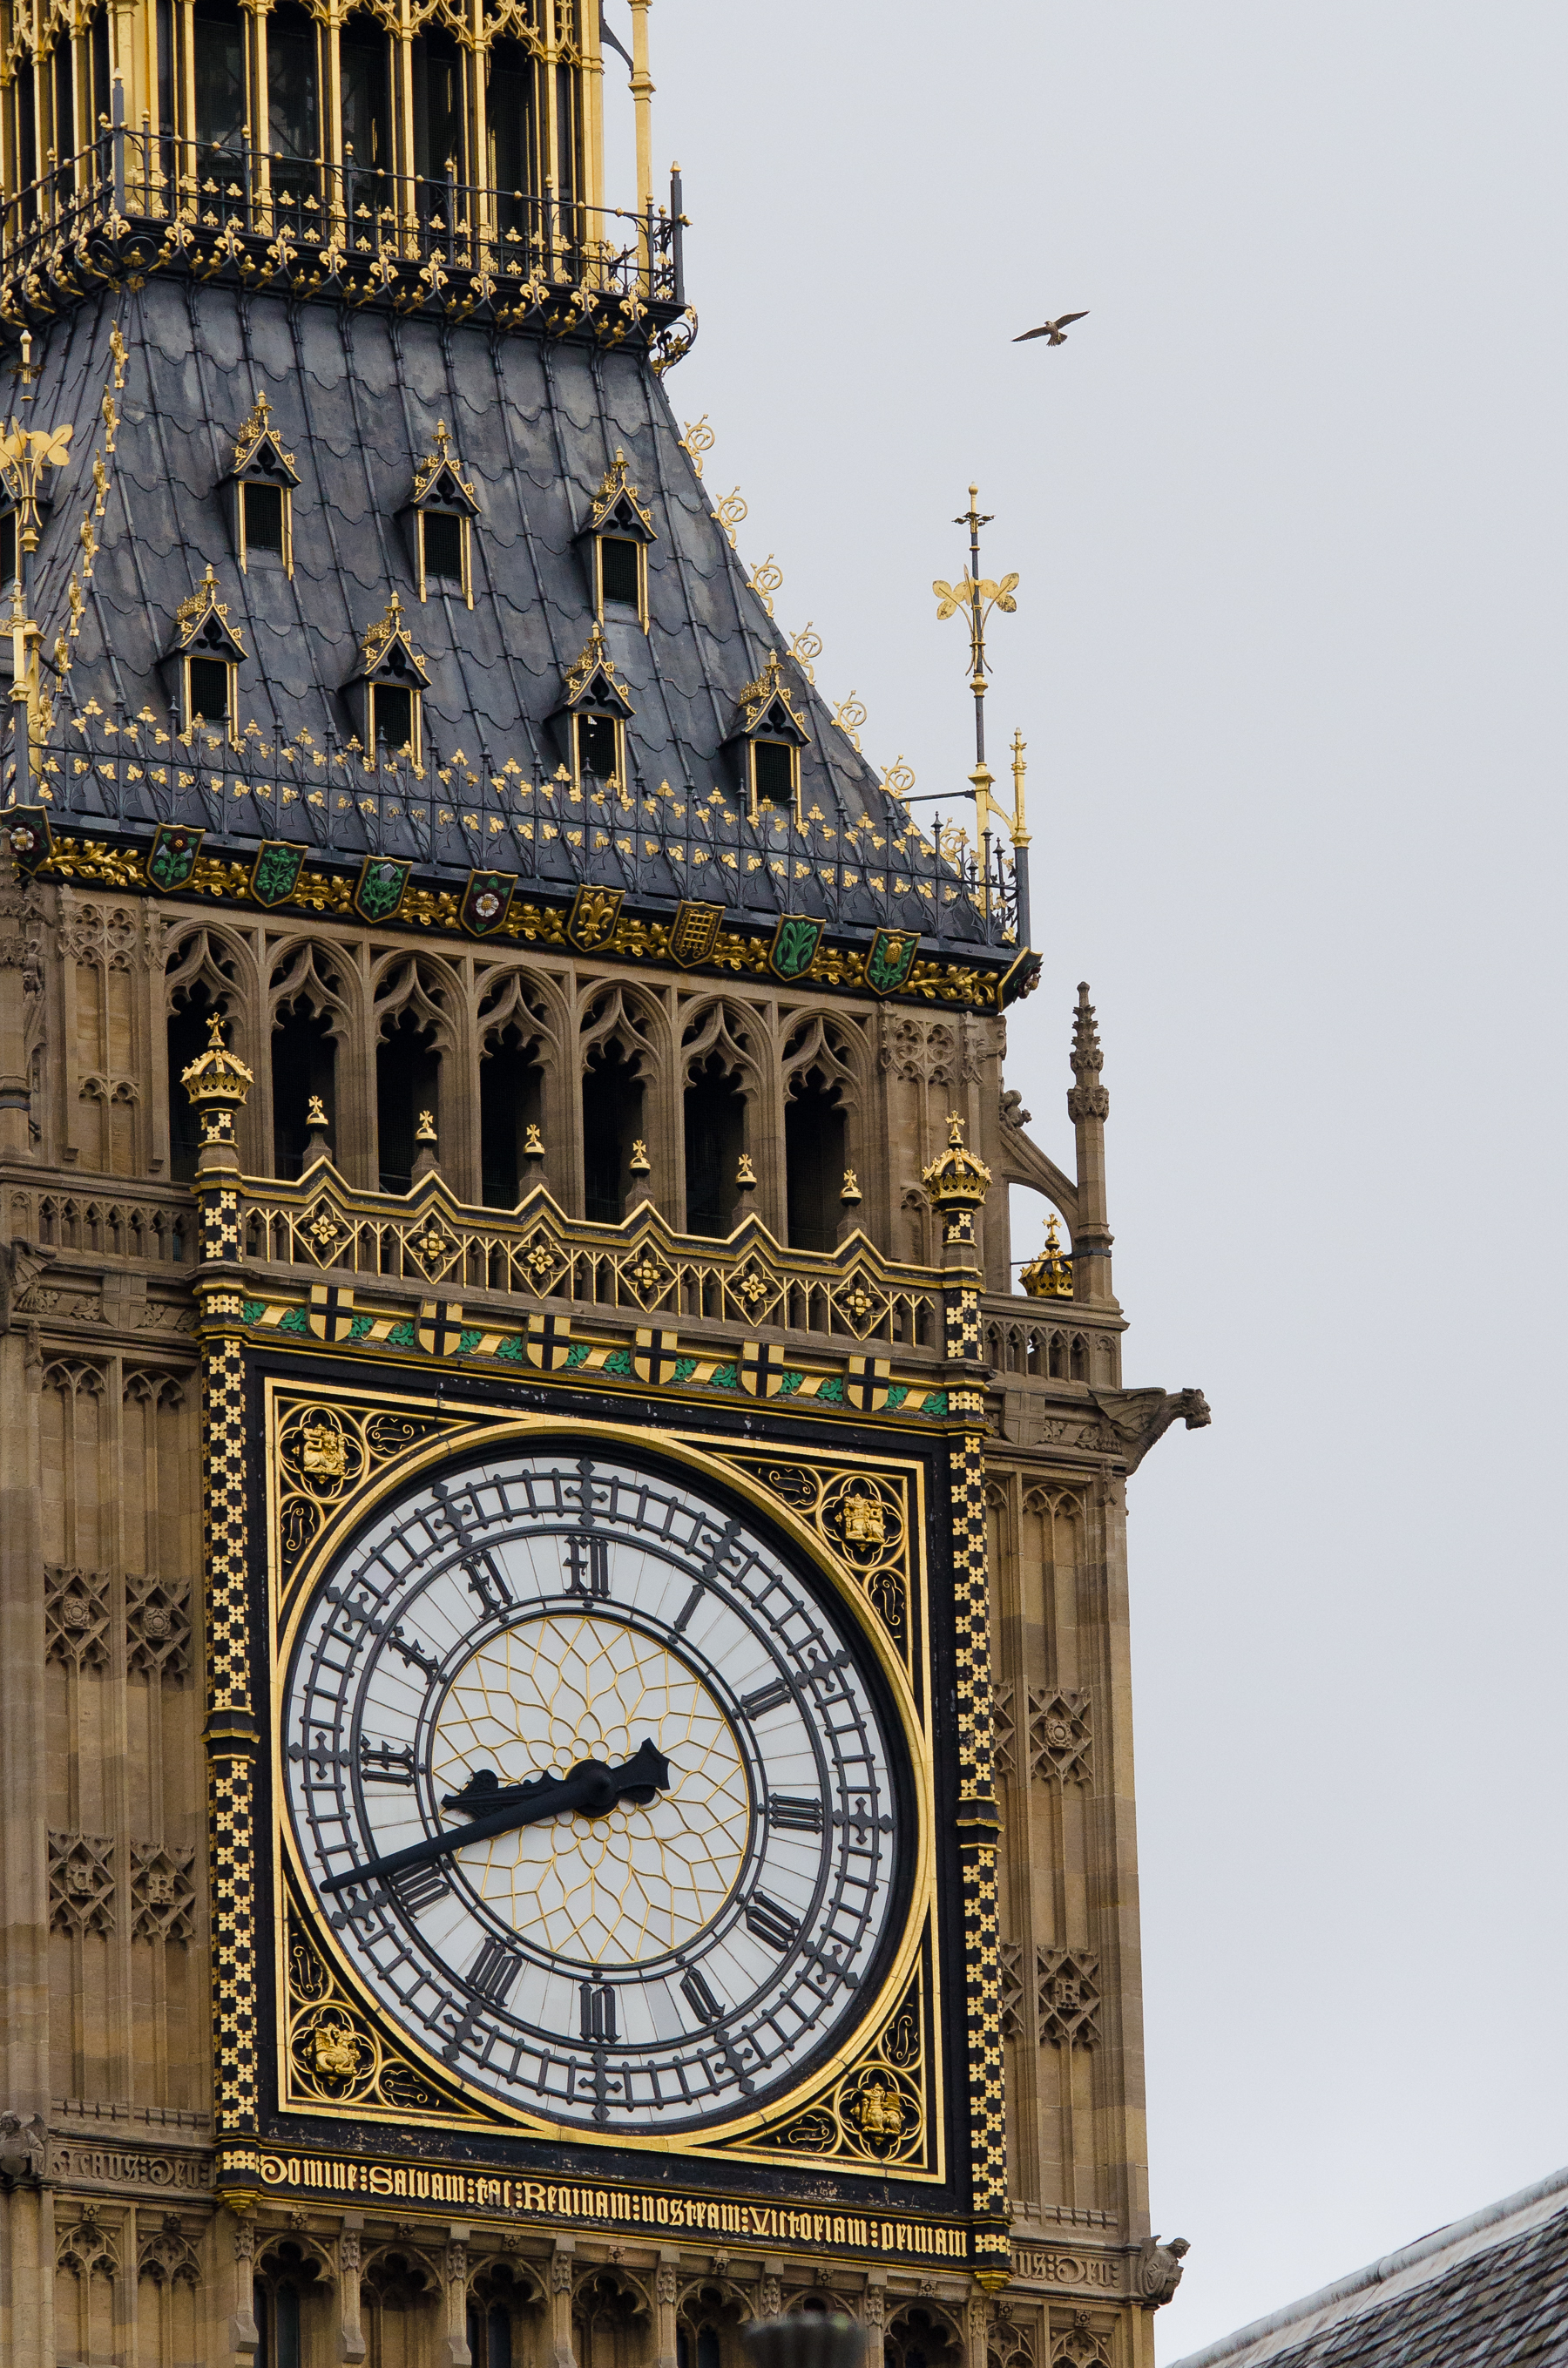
[578, 979, 666, 1072]
[370, 951, 460, 1051]
[679, 997, 766, 1097]
[267, 937, 360, 1043]
[886, 2303, 963, 2368]
[475, 963, 567, 1061]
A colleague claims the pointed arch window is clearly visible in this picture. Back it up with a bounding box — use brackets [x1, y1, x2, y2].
[345, 592, 429, 762]
[554, 624, 634, 788]
[225, 393, 299, 575]
[579, 449, 655, 630]
[404, 421, 478, 606]
[167, 565, 246, 739]
[725, 653, 808, 820]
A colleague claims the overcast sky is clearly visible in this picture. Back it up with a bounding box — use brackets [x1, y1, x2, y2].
[614, 5, 1568, 2354]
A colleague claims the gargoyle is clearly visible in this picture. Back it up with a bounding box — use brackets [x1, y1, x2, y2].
[1090, 1387, 1211, 1474]
[0, 1239, 47, 1335]
[1137, 2236, 1190, 2307]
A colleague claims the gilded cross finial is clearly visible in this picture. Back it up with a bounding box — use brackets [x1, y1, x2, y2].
[415, 1109, 437, 1142]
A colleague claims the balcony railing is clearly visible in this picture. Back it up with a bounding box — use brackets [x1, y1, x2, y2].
[238, 1167, 943, 1352]
[0, 120, 686, 337]
[10, 704, 1021, 950]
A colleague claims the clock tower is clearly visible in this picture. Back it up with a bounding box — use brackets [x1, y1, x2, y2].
[0, 3, 1206, 2362]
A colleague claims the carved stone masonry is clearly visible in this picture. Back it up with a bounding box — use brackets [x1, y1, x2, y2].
[44, 1564, 111, 1671]
[1051, 2315, 1109, 2368]
[992, 1681, 1017, 1779]
[1028, 1689, 1092, 1784]
[1136, 2237, 1191, 2308]
[48, 1830, 116, 1934]
[998, 1940, 1024, 2042]
[57, 2204, 118, 2281]
[1036, 1948, 1100, 2048]
[139, 2213, 201, 2288]
[127, 1571, 193, 1684]
[131, 1841, 197, 1943]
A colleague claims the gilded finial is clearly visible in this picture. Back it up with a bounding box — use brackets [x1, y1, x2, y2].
[415, 1109, 437, 1142]
[523, 1123, 545, 1159]
[735, 1154, 758, 1189]
[628, 1139, 652, 1174]
[840, 1168, 862, 1204]
[921, 1113, 992, 1215]
[1019, 1212, 1073, 1300]
[306, 1094, 328, 1127]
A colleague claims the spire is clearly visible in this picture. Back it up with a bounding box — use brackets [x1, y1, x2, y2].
[1067, 981, 1109, 1124]
[1066, 983, 1116, 1309]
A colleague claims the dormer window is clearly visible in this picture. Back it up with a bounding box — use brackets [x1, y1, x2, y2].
[751, 736, 797, 809]
[166, 565, 247, 741]
[580, 449, 655, 630]
[345, 592, 429, 763]
[225, 394, 299, 578]
[577, 710, 621, 783]
[554, 624, 636, 788]
[724, 652, 810, 822]
[598, 534, 641, 610]
[188, 656, 232, 727]
[405, 422, 477, 608]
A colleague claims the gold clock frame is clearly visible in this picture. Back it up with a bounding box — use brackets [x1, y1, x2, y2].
[263, 1378, 945, 2181]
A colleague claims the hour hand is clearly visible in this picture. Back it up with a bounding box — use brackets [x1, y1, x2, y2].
[321, 1738, 672, 1898]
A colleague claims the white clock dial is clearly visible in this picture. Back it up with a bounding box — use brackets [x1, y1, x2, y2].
[280, 1446, 906, 2131]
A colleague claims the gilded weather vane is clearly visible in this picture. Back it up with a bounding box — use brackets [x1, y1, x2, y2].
[927, 485, 1028, 936]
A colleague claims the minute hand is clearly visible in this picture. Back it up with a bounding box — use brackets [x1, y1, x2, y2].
[321, 1738, 672, 1898]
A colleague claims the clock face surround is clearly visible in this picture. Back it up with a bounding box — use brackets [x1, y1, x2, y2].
[280, 1442, 912, 2134]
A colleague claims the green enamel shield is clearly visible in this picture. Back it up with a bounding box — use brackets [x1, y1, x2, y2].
[355, 856, 411, 923]
[864, 927, 920, 997]
[767, 915, 824, 982]
[145, 824, 205, 893]
[250, 841, 307, 909]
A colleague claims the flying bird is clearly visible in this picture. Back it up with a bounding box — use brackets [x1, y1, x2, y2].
[1013, 310, 1089, 346]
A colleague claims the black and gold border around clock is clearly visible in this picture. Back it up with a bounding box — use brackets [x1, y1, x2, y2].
[269, 1377, 931, 1695]
[261, 1381, 945, 2178]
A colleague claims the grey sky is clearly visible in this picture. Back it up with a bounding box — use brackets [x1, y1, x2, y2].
[608, 3, 1568, 2355]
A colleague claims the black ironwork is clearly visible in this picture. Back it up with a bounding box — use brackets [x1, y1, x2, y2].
[5, 707, 1019, 947]
[0, 126, 685, 341]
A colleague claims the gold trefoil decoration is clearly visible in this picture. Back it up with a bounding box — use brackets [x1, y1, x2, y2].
[275, 1397, 468, 1582]
[286, 1905, 473, 2119]
[728, 1457, 911, 1666]
[751, 1972, 927, 2169]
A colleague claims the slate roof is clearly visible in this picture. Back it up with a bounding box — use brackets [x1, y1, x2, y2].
[8, 282, 1008, 951]
[1170, 2167, 1568, 2368]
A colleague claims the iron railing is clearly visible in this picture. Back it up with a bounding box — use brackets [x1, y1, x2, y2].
[0, 116, 686, 328]
[10, 704, 1020, 947]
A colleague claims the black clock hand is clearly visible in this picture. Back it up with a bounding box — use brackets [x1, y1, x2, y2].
[321, 1737, 672, 1897]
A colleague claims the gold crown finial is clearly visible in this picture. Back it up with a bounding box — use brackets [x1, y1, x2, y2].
[921, 1112, 992, 1214]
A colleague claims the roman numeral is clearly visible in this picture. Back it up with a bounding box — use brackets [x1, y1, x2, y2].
[393, 1864, 449, 1917]
[462, 1552, 512, 1617]
[469, 1935, 523, 2006]
[578, 1981, 617, 2042]
[358, 1737, 416, 1787]
[565, 1535, 610, 1600]
[740, 1678, 792, 1718]
[767, 1794, 823, 1833]
[744, 1892, 800, 1953]
[679, 1965, 723, 2026]
[386, 1622, 438, 1677]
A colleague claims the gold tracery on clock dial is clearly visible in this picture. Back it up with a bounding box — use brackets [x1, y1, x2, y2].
[429, 1615, 752, 1966]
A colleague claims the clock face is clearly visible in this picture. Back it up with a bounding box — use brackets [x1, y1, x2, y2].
[280, 1444, 909, 2133]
